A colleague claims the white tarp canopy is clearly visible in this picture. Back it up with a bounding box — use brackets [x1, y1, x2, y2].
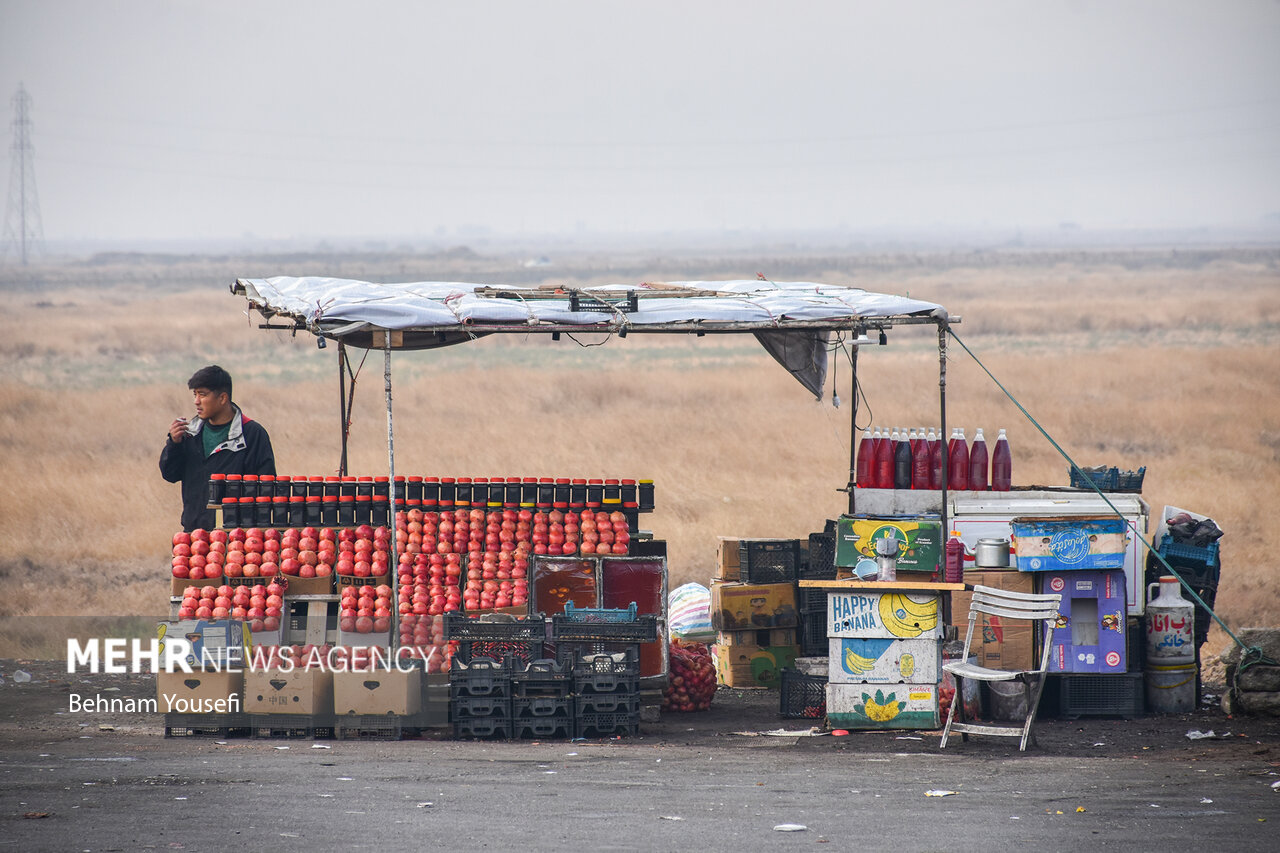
[232, 276, 949, 398]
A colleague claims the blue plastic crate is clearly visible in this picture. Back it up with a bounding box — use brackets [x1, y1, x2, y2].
[562, 602, 638, 623]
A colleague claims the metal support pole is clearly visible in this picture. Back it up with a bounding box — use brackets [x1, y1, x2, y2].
[337, 342, 349, 476]
[847, 344, 859, 516]
[938, 323, 949, 538]
[384, 333, 400, 651]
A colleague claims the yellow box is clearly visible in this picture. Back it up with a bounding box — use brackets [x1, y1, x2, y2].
[710, 581, 798, 631]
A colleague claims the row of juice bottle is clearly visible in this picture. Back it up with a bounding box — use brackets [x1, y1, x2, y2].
[855, 426, 1012, 491]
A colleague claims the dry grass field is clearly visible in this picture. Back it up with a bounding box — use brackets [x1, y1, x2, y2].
[1, 246, 1277, 660]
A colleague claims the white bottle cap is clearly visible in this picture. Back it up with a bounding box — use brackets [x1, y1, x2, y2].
[974, 427, 985, 440]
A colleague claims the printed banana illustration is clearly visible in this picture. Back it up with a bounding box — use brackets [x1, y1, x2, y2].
[878, 593, 939, 638]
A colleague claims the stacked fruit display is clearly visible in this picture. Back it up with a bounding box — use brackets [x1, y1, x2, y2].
[175, 582, 285, 633]
[170, 526, 393, 581]
[338, 584, 394, 635]
[396, 613, 457, 674]
[248, 644, 333, 670]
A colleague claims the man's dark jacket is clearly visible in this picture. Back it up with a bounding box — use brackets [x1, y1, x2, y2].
[159, 404, 276, 531]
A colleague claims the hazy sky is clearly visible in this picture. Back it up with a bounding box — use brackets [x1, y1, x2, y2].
[2, 0, 1278, 243]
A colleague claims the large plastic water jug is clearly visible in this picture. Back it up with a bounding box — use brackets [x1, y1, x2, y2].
[1145, 576, 1195, 666]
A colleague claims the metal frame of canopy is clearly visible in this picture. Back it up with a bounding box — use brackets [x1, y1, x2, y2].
[231, 278, 961, 556]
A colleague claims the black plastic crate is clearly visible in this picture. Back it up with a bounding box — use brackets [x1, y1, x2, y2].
[513, 717, 573, 740]
[513, 694, 570, 719]
[456, 640, 544, 668]
[249, 713, 335, 740]
[738, 539, 801, 584]
[575, 711, 640, 739]
[798, 613, 829, 657]
[449, 656, 512, 698]
[568, 650, 641, 694]
[163, 713, 250, 738]
[336, 714, 403, 741]
[512, 658, 571, 697]
[1049, 672, 1145, 718]
[629, 538, 667, 558]
[550, 614, 659, 644]
[1069, 465, 1145, 492]
[804, 533, 837, 580]
[799, 587, 830, 614]
[575, 692, 640, 716]
[451, 694, 512, 718]
[779, 668, 828, 719]
[453, 716, 512, 740]
[444, 611, 547, 642]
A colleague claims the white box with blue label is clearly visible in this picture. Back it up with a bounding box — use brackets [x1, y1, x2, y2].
[1039, 569, 1127, 673]
[828, 637, 941, 684]
[826, 590, 943, 640]
[1012, 516, 1128, 572]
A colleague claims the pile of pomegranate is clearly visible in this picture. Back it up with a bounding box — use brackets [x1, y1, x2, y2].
[662, 640, 717, 712]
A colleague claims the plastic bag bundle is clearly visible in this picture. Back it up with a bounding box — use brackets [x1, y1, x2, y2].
[667, 582, 716, 643]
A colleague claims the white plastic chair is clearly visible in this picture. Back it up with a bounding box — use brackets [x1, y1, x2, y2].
[940, 585, 1062, 751]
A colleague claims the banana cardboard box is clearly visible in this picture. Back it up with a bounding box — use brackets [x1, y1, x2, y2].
[834, 517, 942, 572]
[710, 581, 798, 630]
[157, 619, 249, 669]
[713, 644, 798, 688]
[826, 590, 943, 640]
[826, 682, 940, 729]
[828, 637, 941, 684]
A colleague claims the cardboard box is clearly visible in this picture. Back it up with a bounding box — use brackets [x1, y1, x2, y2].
[713, 644, 798, 688]
[333, 667, 423, 715]
[1012, 516, 1128, 572]
[1040, 569, 1127, 673]
[826, 682, 939, 730]
[952, 571, 1038, 671]
[825, 590, 943, 640]
[716, 537, 741, 581]
[157, 620, 248, 669]
[717, 628, 797, 647]
[710, 582, 798, 630]
[281, 574, 335, 596]
[156, 669, 244, 714]
[244, 667, 334, 715]
[828, 637, 941, 684]
[337, 629, 393, 649]
[835, 518, 942, 573]
[172, 575, 225, 596]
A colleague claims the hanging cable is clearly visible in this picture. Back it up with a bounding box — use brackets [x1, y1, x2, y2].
[946, 327, 1276, 679]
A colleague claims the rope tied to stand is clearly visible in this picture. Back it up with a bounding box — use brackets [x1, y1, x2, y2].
[944, 327, 1278, 686]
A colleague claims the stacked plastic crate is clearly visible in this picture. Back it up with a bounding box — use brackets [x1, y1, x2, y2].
[798, 531, 838, 657]
[571, 651, 642, 737]
[511, 659, 573, 739]
[450, 657, 513, 739]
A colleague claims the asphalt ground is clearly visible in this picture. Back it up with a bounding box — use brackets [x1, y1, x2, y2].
[2, 659, 1278, 852]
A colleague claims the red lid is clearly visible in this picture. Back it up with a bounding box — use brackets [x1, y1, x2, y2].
[272, 496, 287, 504]
[586, 501, 601, 508]
[406, 498, 421, 506]
[423, 476, 437, 484]
[392, 476, 404, 482]
[523, 477, 537, 484]
[458, 477, 472, 484]
[588, 478, 603, 485]
[260, 475, 276, 483]
[621, 478, 636, 485]
[341, 476, 357, 483]
[357, 476, 373, 483]
[408, 476, 422, 483]
[227, 474, 242, 481]
[356, 494, 371, 502]
[339, 495, 355, 503]
[422, 499, 437, 506]
[474, 477, 488, 484]
[539, 477, 553, 484]
[210, 473, 227, 481]
[324, 476, 339, 483]
[604, 478, 619, 485]
[572, 478, 586, 485]
[306, 496, 321, 503]
[278, 475, 292, 482]
[220, 497, 236, 505]
[440, 477, 456, 484]
[255, 496, 271, 504]
[556, 478, 570, 485]
[239, 496, 254, 504]
[506, 476, 521, 484]
[244, 474, 259, 482]
[553, 501, 568, 509]
[310, 476, 324, 483]
[623, 501, 639, 508]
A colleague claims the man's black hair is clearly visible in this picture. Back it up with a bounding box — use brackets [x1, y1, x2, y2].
[188, 365, 233, 400]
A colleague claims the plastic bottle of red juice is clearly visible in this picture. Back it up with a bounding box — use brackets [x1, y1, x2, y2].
[968, 428, 989, 491]
[875, 427, 895, 489]
[991, 428, 1012, 491]
[911, 431, 931, 489]
[929, 428, 943, 489]
[856, 427, 874, 487]
[894, 429, 914, 489]
[948, 428, 970, 490]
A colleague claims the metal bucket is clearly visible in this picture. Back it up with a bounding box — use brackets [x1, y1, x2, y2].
[1145, 663, 1197, 713]
[986, 679, 1028, 721]
[975, 538, 1011, 568]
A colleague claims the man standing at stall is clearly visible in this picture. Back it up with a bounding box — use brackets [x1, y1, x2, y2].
[160, 365, 276, 532]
